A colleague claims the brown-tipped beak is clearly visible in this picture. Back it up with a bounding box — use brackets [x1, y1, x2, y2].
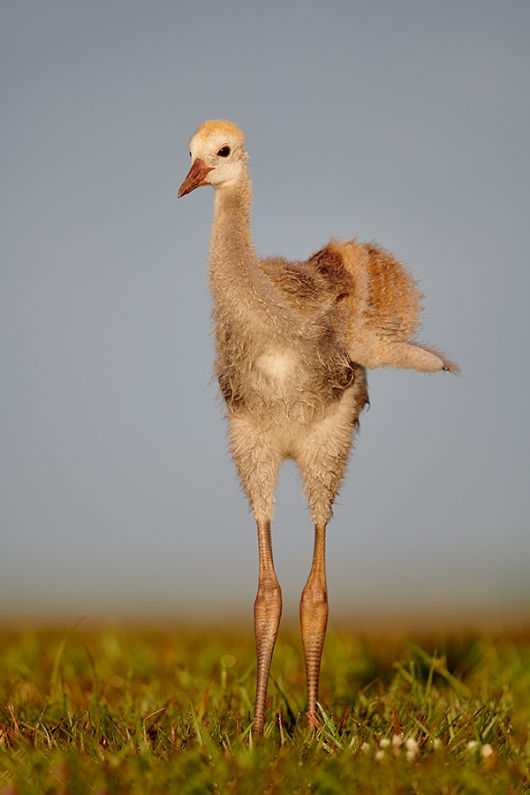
[178, 158, 214, 198]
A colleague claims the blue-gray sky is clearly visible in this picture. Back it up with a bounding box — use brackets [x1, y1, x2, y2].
[2, 1, 529, 625]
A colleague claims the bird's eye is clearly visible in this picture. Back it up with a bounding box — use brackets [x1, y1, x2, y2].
[217, 146, 231, 157]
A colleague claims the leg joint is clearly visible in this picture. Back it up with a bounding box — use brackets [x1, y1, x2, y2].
[301, 582, 328, 609]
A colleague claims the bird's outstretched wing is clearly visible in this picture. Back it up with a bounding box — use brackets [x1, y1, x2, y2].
[263, 240, 458, 373]
[335, 239, 458, 372]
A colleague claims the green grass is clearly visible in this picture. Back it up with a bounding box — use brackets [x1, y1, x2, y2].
[1, 623, 529, 793]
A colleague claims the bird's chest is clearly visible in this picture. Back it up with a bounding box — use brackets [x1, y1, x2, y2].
[254, 350, 317, 424]
[254, 349, 299, 388]
[250, 343, 310, 410]
[217, 335, 322, 422]
[215, 316, 351, 422]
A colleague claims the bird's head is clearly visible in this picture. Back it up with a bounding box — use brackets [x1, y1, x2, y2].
[178, 120, 247, 198]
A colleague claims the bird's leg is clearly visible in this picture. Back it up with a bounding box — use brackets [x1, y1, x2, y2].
[300, 523, 328, 722]
[253, 518, 282, 735]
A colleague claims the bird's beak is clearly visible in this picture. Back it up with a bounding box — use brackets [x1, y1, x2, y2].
[178, 158, 214, 198]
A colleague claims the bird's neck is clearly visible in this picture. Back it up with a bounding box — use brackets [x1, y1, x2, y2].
[210, 173, 256, 271]
[209, 169, 281, 326]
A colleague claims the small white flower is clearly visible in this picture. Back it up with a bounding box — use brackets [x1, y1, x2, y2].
[360, 742, 370, 753]
[405, 737, 419, 761]
[433, 738, 443, 751]
[375, 749, 385, 761]
[466, 740, 479, 752]
[379, 738, 391, 748]
[481, 743, 493, 759]
[392, 734, 403, 748]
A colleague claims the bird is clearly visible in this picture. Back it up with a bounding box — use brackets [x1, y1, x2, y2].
[178, 119, 457, 735]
